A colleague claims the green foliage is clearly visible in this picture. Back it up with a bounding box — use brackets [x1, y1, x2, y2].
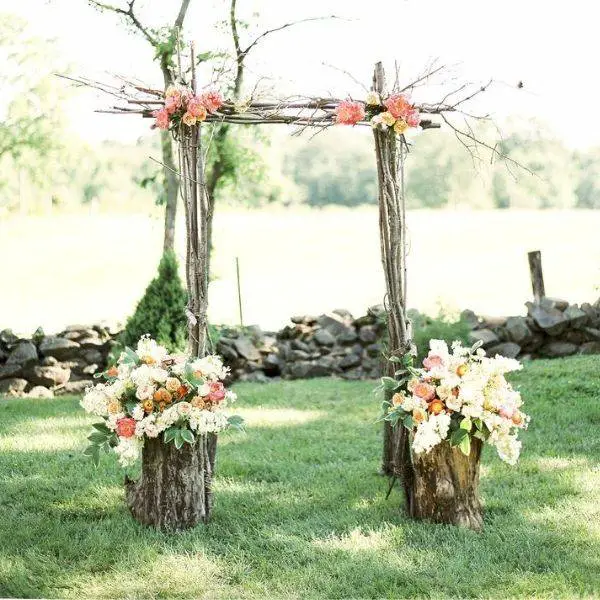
[120, 251, 187, 352]
[409, 307, 471, 363]
[1, 357, 600, 597]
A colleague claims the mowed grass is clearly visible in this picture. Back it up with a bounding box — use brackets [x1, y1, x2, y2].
[1, 357, 599, 598]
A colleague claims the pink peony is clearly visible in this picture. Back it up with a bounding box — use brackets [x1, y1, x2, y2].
[199, 89, 224, 113]
[187, 97, 208, 120]
[207, 381, 226, 403]
[413, 381, 437, 402]
[116, 417, 137, 438]
[152, 108, 170, 130]
[384, 94, 412, 120]
[335, 100, 365, 125]
[423, 354, 444, 370]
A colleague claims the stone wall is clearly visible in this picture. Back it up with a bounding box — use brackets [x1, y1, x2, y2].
[465, 297, 600, 359]
[0, 324, 118, 398]
[2, 297, 599, 397]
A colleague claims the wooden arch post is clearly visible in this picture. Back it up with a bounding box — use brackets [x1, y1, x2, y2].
[372, 63, 483, 530]
[125, 49, 217, 530]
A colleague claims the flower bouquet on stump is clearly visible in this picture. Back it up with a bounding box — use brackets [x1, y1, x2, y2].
[380, 339, 529, 530]
[81, 336, 242, 530]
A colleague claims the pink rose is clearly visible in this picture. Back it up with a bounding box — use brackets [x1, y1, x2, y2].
[383, 94, 412, 120]
[165, 94, 182, 114]
[423, 354, 444, 370]
[199, 89, 224, 113]
[413, 381, 436, 402]
[152, 108, 170, 130]
[405, 108, 421, 128]
[116, 417, 136, 438]
[335, 100, 365, 125]
[207, 381, 226, 403]
[187, 97, 208, 120]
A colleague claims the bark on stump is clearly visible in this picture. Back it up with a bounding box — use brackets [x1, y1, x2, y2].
[408, 437, 483, 530]
[125, 433, 217, 530]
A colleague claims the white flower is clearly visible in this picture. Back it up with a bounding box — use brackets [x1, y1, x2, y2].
[108, 379, 128, 400]
[370, 114, 388, 130]
[150, 367, 169, 384]
[136, 384, 155, 401]
[130, 364, 153, 388]
[189, 408, 229, 434]
[80, 385, 109, 417]
[189, 355, 228, 381]
[197, 381, 210, 396]
[493, 434, 521, 465]
[412, 419, 442, 454]
[117, 363, 132, 379]
[114, 437, 142, 467]
[366, 91, 381, 106]
[135, 335, 168, 365]
[131, 404, 145, 421]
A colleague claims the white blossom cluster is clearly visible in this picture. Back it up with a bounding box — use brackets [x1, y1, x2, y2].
[80, 336, 238, 468]
[388, 339, 529, 465]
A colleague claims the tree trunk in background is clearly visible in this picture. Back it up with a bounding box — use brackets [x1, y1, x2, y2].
[161, 63, 180, 253]
[125, 434, 217, 530]
[410, 438, 483, 530]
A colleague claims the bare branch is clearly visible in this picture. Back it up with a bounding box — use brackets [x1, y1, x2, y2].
[242, 16, 343, 57]
[87, 0, 158, 46]
[174, 0, 192, 29]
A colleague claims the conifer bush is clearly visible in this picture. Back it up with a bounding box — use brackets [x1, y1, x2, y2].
[120, 251, 188, 352]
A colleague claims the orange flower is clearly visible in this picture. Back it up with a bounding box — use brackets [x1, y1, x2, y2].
[428, 399, 444, 415]
[142, 399, 154, 413]
[512, 411, 523, 426]
[106, 366, 119, 378]
[456, 364, 468, 377]
[176, 385, 188, 399]
[153, 388, 173, 404]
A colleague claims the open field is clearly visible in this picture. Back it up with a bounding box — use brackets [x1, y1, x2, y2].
[1, 356, 599, 598]
[1, 208, 600, 335]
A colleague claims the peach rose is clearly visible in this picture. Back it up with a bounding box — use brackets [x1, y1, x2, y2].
[384, 94, 411, 120]
[423, 354, 444, 371]
[413, 381, 436, 402]
[199, 89, 224, 113]
[152, 108, 170, 130]
[413, 407, 427, 423]
[335, 100, 365, 125]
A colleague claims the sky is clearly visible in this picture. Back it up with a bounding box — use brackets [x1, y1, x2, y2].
[3, 0, 599, 148]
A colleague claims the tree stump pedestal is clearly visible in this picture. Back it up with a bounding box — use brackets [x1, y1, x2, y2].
[408, 436, 483, 530]
[125, 433, 217, 531]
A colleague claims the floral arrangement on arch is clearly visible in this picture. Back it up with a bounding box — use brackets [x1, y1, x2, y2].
[152, 85, 224, 130]
[335, 91, 421, 133]
[80, 335, 242, 467]
[380, 339, 529, 465]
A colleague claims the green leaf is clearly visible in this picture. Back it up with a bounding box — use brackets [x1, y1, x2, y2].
[450, 428, 468, 447]
[84, 444, 100, 467]
[120, 346, 140, 366]
[92, 422, 111, 434]
[460, 417, 472, 431]
[87, 431, 109, 443]
[174, 433, 184, 450]
[180, 429, 195, 445]
[403, 415, 415, 430]
[381, 377, 400, 393]
[458, 434, 471, 456]
[163, 427, 178, 444]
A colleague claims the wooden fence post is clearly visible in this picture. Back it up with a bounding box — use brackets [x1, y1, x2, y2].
[528, 250, 545, 304]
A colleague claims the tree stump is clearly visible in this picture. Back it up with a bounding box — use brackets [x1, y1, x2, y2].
[408, 437, 483, 530]
[125, 433, 217, 530]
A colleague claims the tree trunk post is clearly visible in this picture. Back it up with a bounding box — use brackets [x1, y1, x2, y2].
[125, 46, 215, 530]
[528, 250, 545, 304]
[373, 62, 483, 529]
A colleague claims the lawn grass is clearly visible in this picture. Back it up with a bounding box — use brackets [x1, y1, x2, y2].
[0, 355, 599, 598]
